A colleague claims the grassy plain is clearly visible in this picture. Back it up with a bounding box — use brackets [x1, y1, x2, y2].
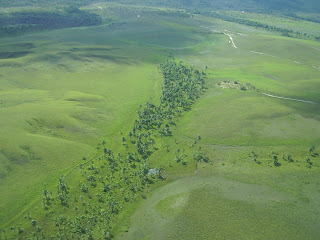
[0, 2, 320, 239]
[0, 6, 210, 231]
[122, 171, 320, 240]
[116, 12, 320, 240]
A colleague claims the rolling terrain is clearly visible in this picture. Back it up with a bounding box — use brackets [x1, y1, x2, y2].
[0, 1, 319, 239]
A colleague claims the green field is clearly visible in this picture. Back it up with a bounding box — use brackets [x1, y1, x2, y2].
[0, 18, 169, 226]
[119, 20, 320, 238]
[218, 10, 320, 37]
[121, 172, 320, 239]
[0, 2, 320, 239]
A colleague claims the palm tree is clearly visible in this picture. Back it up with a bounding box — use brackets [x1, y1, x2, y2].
[309, 145, 316, 154]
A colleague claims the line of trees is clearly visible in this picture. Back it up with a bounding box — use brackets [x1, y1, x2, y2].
[5, 59, 209, 239]
[285, 13, 320, 24]
[195, 11, 320, 41]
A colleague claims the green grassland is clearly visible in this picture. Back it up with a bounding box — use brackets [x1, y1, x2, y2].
[0, 16, 183, 226]
[121, 172, 320, 239]
[0, 8, 209, 232]
[0, 2, 320, 239]
[115, 12, 320, 240]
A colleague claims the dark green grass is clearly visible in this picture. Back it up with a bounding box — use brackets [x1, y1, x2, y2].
[0, 51, 33, 59]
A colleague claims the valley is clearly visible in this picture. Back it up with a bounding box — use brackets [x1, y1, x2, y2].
[0, 1, 319, 239]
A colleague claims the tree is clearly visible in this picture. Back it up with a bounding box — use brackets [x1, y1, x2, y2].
[309, 145, 316, 154]
[306, 157, 312, 168]
[31, 220, 37, 227]
[81, 183, 88, 193]
[42, 183, 53, 210]
[272, 155, 281, 166]
[18, 227, 24, 235]
[283, 153, 294, 162]
[57, 175, 69, 206]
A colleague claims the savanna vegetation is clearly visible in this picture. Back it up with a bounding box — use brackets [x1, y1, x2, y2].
[2, 58, 210, 239]
[0, 0, 320, 239]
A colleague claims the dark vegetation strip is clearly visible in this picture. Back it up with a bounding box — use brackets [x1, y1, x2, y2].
[1, 2, 319, 38]
[0, 0, 101, 7]
[7, 60, 209, 239]
[2, 0, 320, 13]
[0, 51, 33, 59]
[0, 7, 102, 37]
[194, 11, 320, 41]
[285, 13, 320, 24]
[94, 0, 320, 14]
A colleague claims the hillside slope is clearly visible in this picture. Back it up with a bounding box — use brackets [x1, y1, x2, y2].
[1, 0, 320, 13]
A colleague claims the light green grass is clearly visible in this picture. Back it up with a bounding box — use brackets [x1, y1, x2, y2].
[0, 11, 214, 229]
[117, 12, 320, 240]
[1, 5, 320, 239]
[0, 17, 177, 226]
[120, 172, 320, 240]
[179, 89, 320, 146]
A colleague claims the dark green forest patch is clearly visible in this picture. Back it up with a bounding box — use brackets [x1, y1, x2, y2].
[0, 51, 33, 59]
[0, 7, 102, 37]
[0, 43, 35, 50]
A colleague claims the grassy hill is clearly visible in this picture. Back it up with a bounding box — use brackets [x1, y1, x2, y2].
[110, 0, 320, 13]
[1, 0, 320, 13]
[0, 1, 319, 239]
